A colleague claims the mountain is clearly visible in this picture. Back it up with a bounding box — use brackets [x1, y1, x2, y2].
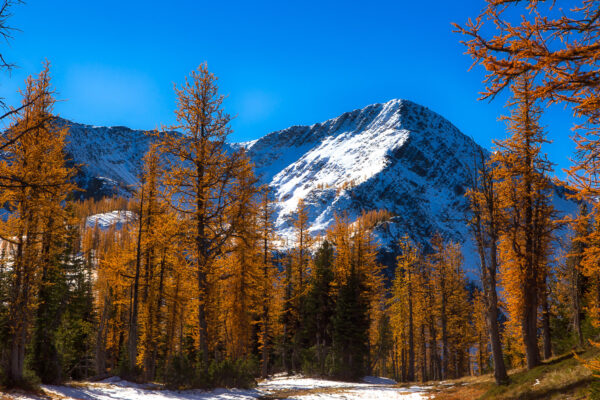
[58, 119, 153, 199]
[242, 99, 482, 245]
[60, 99, 576, 268]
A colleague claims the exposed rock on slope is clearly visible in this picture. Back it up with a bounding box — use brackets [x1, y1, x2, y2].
[243, 99, 484, 256]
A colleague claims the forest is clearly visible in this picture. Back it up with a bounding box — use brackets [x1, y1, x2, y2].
[0, 0, 599, 396]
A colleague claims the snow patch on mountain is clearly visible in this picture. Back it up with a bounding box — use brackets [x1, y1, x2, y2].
[86, 210, 134, 230]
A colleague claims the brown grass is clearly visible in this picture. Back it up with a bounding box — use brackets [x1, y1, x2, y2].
[429, 349, 599, 400]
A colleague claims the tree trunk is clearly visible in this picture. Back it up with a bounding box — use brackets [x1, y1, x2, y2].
[573, 264, 584, 347]
[283, 257, 292, 374]
[261, 230, 270, 378]
[129, 187, 144, 374]
[7, 238, 25, 385]
[470, 149, 508, 384]
[487, 282, 508, 383]
[440, 276, 448, 380]
[420, 324, 427, 382]
[429, 317, 440, 381]
[407, 269, 415, 382]
[196, 160, 210, 371]
[478, 333, 484, 375]
[522, 286, 540, 369]
[96, 294, 110, 375]
[541, 285, 552, 360]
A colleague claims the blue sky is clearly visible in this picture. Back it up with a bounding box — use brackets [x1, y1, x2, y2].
[0, 0, 578, 176]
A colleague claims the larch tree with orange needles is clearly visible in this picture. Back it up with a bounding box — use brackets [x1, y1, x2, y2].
[286, 198, 315, 371]
[389, 235, 419, 382]
[217, 165, 262, 361]
[137, 145, 173, 380]
[581, 217, 600, 325]
[554, 204, 589, 349]
[454, 1, 600, 205]
[455, 1, 600, 353]
[0, 64, 76, 385]
[493, 75, 556, 370]
[466, 146, 508, 384]
[472, 289, 490, 376]
[153, 63, 256, 368]
[293, 198, 313, 296]
[568, 204, 590, 346]
[428, 236, 472, 379]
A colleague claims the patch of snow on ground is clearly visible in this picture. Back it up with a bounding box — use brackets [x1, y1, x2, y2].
[295, 387, 427, 400]
[43, 379, 261, 400]
[257, 374, 429, 399]
[258, 374, 361, 390]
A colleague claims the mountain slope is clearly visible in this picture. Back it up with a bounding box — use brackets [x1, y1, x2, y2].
[244, 99, 484, 255]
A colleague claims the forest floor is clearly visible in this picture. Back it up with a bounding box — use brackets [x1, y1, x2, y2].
[0, 374, 431, 400]
[428, 348, 599, 399]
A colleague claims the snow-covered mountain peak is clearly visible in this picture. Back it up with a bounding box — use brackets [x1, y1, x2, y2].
[244, 98, 483, 245]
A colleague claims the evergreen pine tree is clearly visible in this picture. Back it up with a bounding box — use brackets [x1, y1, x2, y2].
[31, 234, 68, 384]
[56, 223, 97, 380]
[332, 267, 370, 380]
[301, 240, 335, 375]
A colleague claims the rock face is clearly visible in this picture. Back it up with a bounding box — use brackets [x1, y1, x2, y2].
[60, 99, 575, 267]
[59, 119, 153, 199]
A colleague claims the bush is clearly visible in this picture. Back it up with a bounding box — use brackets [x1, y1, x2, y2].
[164, 355, 257, 390]
[114, 346, 142, 382]
[208, 357, 258, 389]
[164, 354, 198, 389]
[0, 368, 41, 391]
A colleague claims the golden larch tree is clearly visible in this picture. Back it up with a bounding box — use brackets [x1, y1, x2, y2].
[494, 75, 555, 370]
[152, 63, 257, 367]
[0, 64, 76, 385]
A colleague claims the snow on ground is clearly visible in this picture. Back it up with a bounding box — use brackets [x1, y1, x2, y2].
[1, 375, 431, 400]
[292, 387, 427, 400]
[2, 392, 47, 400]
[258, 374, 363, 390]
[257, 375, 430, 399]
[43, 378, 260, 400]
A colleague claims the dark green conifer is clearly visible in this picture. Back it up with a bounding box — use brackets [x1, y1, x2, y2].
[332, 267, 370, 380]
[301, 240, 335, 375]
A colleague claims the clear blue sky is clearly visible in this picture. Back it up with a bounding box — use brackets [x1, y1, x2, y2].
[0, 0, 577, 176]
